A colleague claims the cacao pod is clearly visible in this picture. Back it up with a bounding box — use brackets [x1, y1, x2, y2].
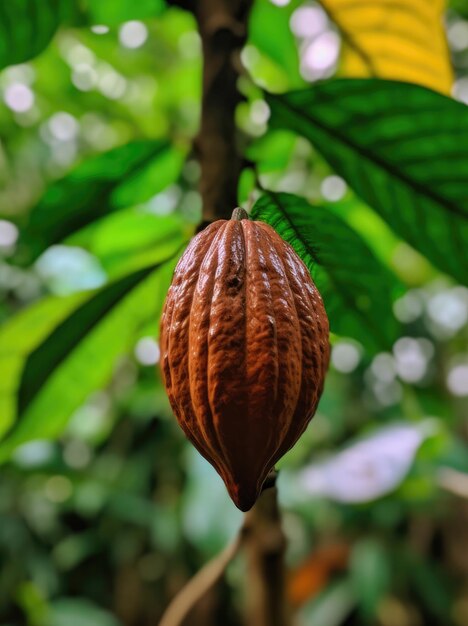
[160, 208, 330, 511]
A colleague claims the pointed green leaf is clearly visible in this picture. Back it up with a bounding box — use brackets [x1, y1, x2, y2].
[0, 293, 89, 441]
[248, 0, 305, 90]
[21, 141, 185, 261]
[66, 211, 192, 279]
[0, 0, 168, 71]
[110, 146, 185, 208]
[266, 79, 468, 284]
[0, 1, 77, 70]
[0, 255, 179, 461]
[251, 192, 402, 351]
[350, 539, 390, 621]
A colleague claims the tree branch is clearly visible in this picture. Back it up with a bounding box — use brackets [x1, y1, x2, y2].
[194, 0, 252, 225]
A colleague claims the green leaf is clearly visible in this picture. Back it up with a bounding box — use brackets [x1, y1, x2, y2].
[84, 0, 166, 25]
[450, 0, 468, 18]
[66, 210, 192, 279]
[246, 130, 298, 173]
[237, 169, 256, 206]
[50, 597, 122, 626]
[405, 551, 453, 620]
[300, 579, 356, 626]
[0, 293, 88, 441]
[110, 143, 185, 208]
[350, 539, 390, 621]
[266, 79, 468, 284]
[248, 0, 305, 90]
[0, 0, 167, 71]
[21, 141, 185, 261]
[251, 192, 402, 351]
[0, 1, 77, 71]
[0, 253, 180, 461]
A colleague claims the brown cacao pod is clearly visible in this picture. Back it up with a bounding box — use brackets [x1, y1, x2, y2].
[160, 208, 330, 511]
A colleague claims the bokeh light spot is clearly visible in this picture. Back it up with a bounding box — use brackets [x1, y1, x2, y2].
[4, 83, 34, 112]
[119, 21, 148, 49]
[393, 290, 423, 323]
[98, 67, 127, 100]
[427, 287, 468, 337]
[135, 337, 160, 366]
[250, 100, 270, 125]
[447, 364, 468, 397]
[0, 220, 19, 248]
[448, 20, 468, 51]
[49, 112, 79, 141]
[290, 4, 328, 39]
[63, 440, 92, 469]
[371, 352, 396, 383]
[331, 341, 361, 373]
[301, 31, 340, 80]
[72, 64, 98, 91]
[453, 77, 468, 104]
[91, 25, 109, 35]
[45, 476, 73, 503]
[320, 175, 347, 201]
[35, 246, 106, 295]
[393, 337, 432, 383]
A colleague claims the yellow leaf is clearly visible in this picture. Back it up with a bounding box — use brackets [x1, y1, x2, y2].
[320, 0, 453, 94]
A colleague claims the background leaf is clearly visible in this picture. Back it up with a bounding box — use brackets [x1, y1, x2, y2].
[0, 0, 168, 72]
[84, 0, 166, 25]
[0, 255, 179, 461]
[350, 539, 390, 621]
[251, 192, 402, 351]
[266, 79, 468, 285]
[450, 0, 468, 17]
[20, 140, 185, 261]
[320, 0, 453, 93]
[67, 211, 192, 279]
[248, 0, 305, 90]
[0, 293, 88, 441]
[246, 130, 298, 174]
[0, 0, 77, 71]
[50, 597, 122, 626]
[299, 580, 356, 626]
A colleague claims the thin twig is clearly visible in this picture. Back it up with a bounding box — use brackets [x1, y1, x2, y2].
[159, 535, 242, 626]
[158, 472, 285, 626]
[438, 466, 468, 499]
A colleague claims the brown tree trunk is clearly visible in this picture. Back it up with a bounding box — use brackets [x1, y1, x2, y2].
[194, 0, 252, 225]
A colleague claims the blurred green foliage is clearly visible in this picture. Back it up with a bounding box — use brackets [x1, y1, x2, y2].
[0, 1, 468, 625]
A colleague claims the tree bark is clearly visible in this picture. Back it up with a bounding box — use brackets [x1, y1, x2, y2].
[194, 0, 252, 225]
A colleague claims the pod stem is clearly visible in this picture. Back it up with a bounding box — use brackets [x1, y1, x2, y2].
[231, 207, 249, 221]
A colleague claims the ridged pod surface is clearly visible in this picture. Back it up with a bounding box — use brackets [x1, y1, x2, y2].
[160, 209, 330, 511]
